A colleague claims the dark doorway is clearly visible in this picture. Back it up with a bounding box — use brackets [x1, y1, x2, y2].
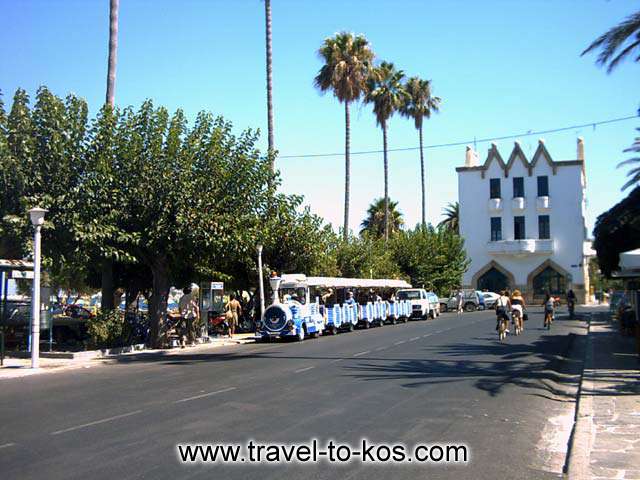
[477, 267, 509, 293]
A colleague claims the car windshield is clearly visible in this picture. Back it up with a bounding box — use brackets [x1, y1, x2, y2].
[397, 291, 420, 300]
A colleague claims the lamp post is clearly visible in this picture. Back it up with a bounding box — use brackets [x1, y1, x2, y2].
[257, 244, 265, 319]
[29, 207, 46, 369]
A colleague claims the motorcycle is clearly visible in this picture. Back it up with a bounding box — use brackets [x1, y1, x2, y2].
[208, 310, 229, 337]
[568, 299, 575, 319]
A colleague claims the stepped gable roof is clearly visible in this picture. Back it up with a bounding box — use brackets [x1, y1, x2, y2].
[456, 139, 583, 177]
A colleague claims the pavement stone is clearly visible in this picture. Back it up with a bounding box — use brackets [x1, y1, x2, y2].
[569, 311, 640, 479]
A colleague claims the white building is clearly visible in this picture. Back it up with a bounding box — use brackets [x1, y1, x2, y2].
[456, 138, 591, 304]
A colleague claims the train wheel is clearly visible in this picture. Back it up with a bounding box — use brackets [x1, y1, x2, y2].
[296, 327, 306, 342]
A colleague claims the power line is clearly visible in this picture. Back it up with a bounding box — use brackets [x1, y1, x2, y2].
[278, 114, 638, 159]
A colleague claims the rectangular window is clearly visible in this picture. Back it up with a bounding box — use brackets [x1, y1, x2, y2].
[490, 178, 501, 199]
[537, 176, 549, 197]
[490, 217, 502, 241]
[513, 177, 524, 198]
[514, 216, 526, 240]
[539, 215, 550, 239]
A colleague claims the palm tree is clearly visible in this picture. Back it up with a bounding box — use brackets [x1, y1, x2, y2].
[106, 0, 119, 106]
[582, 9, 640, 73]
[365, 61, 408, 241]
[264, 0, 275, 169]
[315, 33, 374, 240]
[102, 0, 119, 310]
[360, 197, 404, 237]
[619, 129, 640, 190]
[439, 202, 459, 234]
[400, 77, 441, 228]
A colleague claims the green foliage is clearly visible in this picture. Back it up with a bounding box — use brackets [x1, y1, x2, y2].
[87, 310, 125, 349]
[360, 197, 404, 238]
[390, 225, 470, 295]
[314, 32, 374, 104]
[365, 61, 408, 128]
[593, 186, 640, 276]
[333, 233, 403, 280]
[618, 129, 640, 191]
[438, 202, 459, 234]
[400, 77, 441, 130]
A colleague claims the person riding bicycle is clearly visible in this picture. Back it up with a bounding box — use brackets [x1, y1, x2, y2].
[543, 292, 555, 327]
[495, 290, 511, 333]
[567, 289, 576, 317]
[510, 290, 526, 327]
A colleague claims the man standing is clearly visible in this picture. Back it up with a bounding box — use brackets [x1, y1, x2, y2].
[457, 289, 464, 314]
[179, 286, 199, 347]
[225, 294, 242, 339]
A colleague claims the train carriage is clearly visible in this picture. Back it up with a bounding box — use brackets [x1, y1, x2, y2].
[257, 274, 412, 341]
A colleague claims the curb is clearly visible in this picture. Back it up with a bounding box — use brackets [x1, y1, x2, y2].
[565, 313, 595, 480]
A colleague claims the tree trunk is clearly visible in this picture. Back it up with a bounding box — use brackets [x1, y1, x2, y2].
[419, 124, 426, 228]
[106, 0, 119, 107]
[383, 121, 389, 242]
[101, 259, 114, 310]
[148, 258, 170, 348]
[102, 0, 119, 311]
[265, 0, 274, 170]
[343, 101, 351, 241]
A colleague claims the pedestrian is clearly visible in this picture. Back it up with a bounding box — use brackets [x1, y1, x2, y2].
[178, 286, 199, 347]
[456, 289, 464, 314]
[225, 293, 242, 339]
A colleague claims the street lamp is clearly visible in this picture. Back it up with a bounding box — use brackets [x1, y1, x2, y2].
[29, 207, 46, 369]
[257, 244, 265, 320]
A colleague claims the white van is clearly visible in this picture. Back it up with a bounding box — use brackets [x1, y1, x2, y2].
[396, 289, 437, 319]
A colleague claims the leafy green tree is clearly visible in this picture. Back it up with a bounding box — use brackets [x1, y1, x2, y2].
[365, 61, 408, 241]
[582, 9, 640, 73]
[593, 186, 640, 276]
[439, 202, 459, 234]
[390, 225, 469, 295]
[618, 129, 640, 191]
[400, 77, 441, 227]
[333, 233, 403, 280]
[315, 32, 375, 240]
[360, 197, 404, 238]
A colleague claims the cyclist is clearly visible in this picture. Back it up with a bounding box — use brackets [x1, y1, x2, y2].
[495, 290, 511, 337]
[543, 292, 555, 329]
[510, 290, 526, 335]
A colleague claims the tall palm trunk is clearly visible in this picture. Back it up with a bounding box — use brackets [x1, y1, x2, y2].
[343, 101, 351, 241]
[264, 0, 274, 170]
[102, 0, 119, 310]
[106, 0, 118, 106]
[419, 124, 426, 228]
[382, 121, 389, 242]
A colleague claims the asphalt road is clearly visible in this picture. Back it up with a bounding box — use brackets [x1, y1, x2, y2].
[0, 307, 589, 480]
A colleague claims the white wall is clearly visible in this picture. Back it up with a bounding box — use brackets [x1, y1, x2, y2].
[458, 143, 586, 289]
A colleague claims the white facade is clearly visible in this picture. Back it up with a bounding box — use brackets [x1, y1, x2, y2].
[457, 139, 590, 303]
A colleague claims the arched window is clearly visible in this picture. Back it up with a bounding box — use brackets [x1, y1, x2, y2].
[477, 267, 509, 293]
[533, 266, 566, 296]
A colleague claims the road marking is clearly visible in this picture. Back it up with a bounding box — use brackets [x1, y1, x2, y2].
[0, 443, 16, 450]
[422, 334, 432, 338]
[353, 351, 370, 357]
[294, 366, 314, 373]
[394, 340, 406, 346]
[409, 336, 420, 342]
[329, 358, 342, 364]
[375, 346, 387, 351]
[174, 387, 237, 404]
[50, 410, 143, 435]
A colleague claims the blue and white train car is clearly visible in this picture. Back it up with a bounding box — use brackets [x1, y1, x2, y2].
[258, 275, 325, 341]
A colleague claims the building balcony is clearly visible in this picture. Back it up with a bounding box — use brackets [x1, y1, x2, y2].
[488, 198, 503, 212]
[487, 239, 553, 256]
[537, 196, 550, 211]
[512, 197, 526, 211]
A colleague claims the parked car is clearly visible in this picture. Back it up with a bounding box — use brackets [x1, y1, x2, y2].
[396, 288, 438, 319]
[439, 290, 482, 313]
[481, 291, 500, 309]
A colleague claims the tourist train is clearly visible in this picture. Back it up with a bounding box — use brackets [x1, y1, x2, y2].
[257, 274, 413, 341]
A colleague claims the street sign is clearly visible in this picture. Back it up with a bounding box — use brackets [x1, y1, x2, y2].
[211, 282, 224, 290]
[10, 270, 34, 279]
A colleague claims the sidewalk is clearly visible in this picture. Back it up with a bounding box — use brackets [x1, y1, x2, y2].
[0, 333, 256, 380]
[568, 311, 640, 480]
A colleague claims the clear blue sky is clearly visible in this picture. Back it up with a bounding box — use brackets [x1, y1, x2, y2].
[1, 0, 638, 234]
